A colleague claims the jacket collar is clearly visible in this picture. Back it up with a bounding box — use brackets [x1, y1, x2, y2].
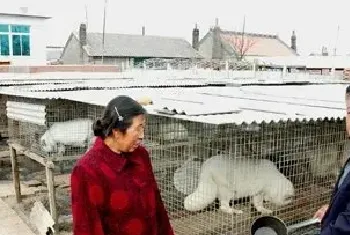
[92, 137, 128, 172]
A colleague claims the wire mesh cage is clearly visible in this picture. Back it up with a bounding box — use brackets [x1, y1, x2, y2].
[6, 95, 93, 160]
[0, 94, 8, 140]
[144, 115, 346, 235]
[81, 103, 347, 235]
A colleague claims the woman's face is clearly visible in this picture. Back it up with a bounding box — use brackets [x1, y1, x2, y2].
[346, 94, 350, 137]
[113, 114, 146, 152]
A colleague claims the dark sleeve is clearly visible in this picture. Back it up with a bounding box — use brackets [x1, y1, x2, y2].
[320, 201, 350, 235]
[71, 165, 105, 235]
[142, 148, 175, 235]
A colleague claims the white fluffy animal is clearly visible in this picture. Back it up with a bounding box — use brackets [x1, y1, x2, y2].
[40, 118, 94, 154]
[184, 155, 295, 214]
[173, 156, 202, 195]
[29, 201, 55, 235]
[160, 122, 189, 141]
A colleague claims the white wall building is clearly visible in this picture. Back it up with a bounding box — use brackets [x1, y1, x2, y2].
[0, 8, 51, 65]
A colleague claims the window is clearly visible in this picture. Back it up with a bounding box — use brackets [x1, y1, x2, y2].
[0, 24, 9, 56]
[12, 35, 21, 55]
[22, 35, 30, 55]
[11, 25, 30, 56]
[11, 25, 30, 34]
[0, 24, 9, 33]
[0, 24, 30, 56]
[0, 35, 9, 56]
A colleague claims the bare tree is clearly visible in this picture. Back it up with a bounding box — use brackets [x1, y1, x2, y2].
[230, 35, 256, 60]
[224, 16, 257, 61]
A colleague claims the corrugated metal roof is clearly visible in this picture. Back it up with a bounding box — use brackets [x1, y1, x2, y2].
[1, 72, 349, 90]
[1, 69, 350, 86]
[17, 79, 208, 92]
[252, 55, 350, 69]
[0, 72, 122, 80]
[0, 84, 347, 125]
[0, 80, 77, 86]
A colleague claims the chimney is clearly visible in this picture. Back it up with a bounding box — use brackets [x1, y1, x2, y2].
[212, 18, 222, 60]
[291, 31, 296, 52]
[322, 46, 329, 56]
[142, 26, 145, 36]
[19, 7, 29, 14]
[79, 23, 87, 47]
[192, 24, 199, 50]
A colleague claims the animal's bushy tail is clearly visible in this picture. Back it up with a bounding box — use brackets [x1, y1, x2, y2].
[184, 165, 218, 211]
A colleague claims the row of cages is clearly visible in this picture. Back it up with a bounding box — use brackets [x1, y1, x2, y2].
[2, 95, 349, 234]
[0, 94, 8, 140]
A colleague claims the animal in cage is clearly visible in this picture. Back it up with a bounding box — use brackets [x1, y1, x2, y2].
[40, 118, 94, 155]
[6, 97, 89, 157]
[183, 155, 295, 214]
[174, 156, 202, 195]
[160, 122, 189, 141]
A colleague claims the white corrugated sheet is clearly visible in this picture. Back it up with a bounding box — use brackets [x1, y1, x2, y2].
[252, 55, 350, 69]
[0, 84, 347, 125]
[6, 101, 46, 125]
[0, 68, 348, 83]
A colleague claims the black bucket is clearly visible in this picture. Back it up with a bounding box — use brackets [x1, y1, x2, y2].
[251, 216, 320, 235]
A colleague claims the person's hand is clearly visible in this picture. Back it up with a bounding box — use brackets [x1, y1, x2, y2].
[313, 204, 329, 220]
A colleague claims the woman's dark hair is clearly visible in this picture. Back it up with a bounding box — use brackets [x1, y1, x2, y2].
[93, 95, 147, 138]
[346, 85, 350, 94]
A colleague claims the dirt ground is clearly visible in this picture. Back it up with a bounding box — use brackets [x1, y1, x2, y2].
[0, 148, 74, 235]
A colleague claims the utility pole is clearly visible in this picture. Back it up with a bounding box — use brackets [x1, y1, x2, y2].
[334, 25, 340, 56]
[85, 4, 88, 29]
[240, 15, 246, 60]
[102, 0, 108, 64]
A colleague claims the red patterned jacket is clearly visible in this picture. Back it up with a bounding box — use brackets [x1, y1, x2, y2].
[71, 137, 174, 235]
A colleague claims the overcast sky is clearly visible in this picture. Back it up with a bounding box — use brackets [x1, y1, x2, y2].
[5, 0, 350, 56]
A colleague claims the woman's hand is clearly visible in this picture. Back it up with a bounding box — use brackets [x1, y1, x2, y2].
[313, 204, 329, 220]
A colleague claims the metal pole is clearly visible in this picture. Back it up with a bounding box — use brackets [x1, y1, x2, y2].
[240, 15, 246, 61]
[85, 4, 88, 29]
[102, 0, 107, 64]
[332, 25, 339, 78]
[334, 25, 340, 56]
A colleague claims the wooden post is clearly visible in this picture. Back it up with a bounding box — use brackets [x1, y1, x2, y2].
[10, 145, 21, 203]
[45, 160, 58, 229]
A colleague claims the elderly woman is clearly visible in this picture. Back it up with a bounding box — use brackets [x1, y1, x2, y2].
[71, 95, 174, 235]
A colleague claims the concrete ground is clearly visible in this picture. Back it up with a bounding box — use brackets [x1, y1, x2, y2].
[0, 195, 36, 235]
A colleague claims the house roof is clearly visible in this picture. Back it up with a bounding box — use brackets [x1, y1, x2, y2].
[0, 11, 51, 19]
[46, 48, 64, 62]
[219, 30, 297, 57]
[78, 32, 200, 59]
